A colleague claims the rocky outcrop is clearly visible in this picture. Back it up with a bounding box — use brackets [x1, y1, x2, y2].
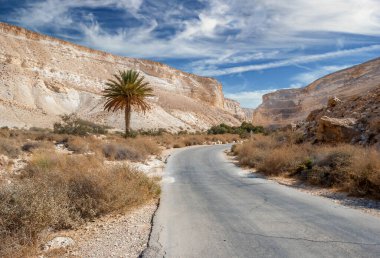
[0, 22, 242, 131]
[316, 116, 359, 143]
[223, 98, 246, 120]
[303, 88, 380, 147]
[242, 108, 255, 122]
[253, 58, 380, 127]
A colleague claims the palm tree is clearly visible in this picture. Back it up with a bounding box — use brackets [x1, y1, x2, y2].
[102, 70, 154, 136]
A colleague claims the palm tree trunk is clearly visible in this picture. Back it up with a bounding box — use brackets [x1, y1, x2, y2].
[125, 104, 131, 137]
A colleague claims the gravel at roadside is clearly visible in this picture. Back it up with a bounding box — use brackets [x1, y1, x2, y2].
[40, 151, 169, 258]
[62, 201, 158, 258]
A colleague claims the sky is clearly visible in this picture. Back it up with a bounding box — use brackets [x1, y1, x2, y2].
[1, 0, 380, 108]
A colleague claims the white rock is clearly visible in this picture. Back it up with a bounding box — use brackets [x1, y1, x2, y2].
[43, 236, 75, 251]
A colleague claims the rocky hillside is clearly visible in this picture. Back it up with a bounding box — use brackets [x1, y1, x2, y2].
[252, 58, 380, 127]
[303, 88, 380, 148]
[223, 98, 246, 120]
[242, 108, 255, 122]
[0, 22, 244, 132]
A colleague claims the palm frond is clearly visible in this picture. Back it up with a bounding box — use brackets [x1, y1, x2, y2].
[102, 69, 154, 113]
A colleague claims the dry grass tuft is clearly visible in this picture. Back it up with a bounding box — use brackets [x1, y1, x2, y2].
[65, 136, 91, 154]
[101, 136, 161, 161]
[232, 132, 380, 198]
[0, 138, 21, 158]
[0, 152, 160, 256]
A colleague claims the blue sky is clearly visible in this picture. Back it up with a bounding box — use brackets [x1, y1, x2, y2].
[1, 0, 380, 108]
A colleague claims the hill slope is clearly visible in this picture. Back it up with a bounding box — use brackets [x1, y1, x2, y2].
[252, 58, 380, 126]
[0, 22, 244, 131]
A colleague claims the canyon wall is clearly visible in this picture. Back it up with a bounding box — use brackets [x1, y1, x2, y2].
[252, 58, 380, 127]
[0, 22, 244, 132]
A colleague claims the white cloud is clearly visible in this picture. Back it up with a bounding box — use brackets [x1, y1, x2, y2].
[197, 45, 380, 76]
[266, 0, 380, 36]
[225, 89, 276, 108]
[9, 0, 380, 75]
[291, 65, 351, 86]
[16, 0, 143, 30]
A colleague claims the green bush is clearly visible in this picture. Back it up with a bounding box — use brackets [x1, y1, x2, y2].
[54, 114, 108, 135]
[138, 128, 167, 136]
[207, 122, 264, 137]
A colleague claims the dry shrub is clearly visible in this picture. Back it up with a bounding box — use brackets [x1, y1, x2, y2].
[156, 133, 239, 149]
[232, 134, 277, 167]
[346, 147, 380, 198]
[0, 179, 71, 254]
[65, 136, 90, 154]
[306, 145, 355, 187]
[233, 135, 380, 199]
[273, 130, 305, 145]
[102, 143, 141, 161]
[100, 136, 160, 161]
[0, 127, 11, 138]
[258, 145, 309, 175]
[1, 128, 52, 143]
[0, 138, 21, 158]
[126, 137, 161, 157]
[34, 132, 69, 143]
[21, 141, 54, 153]
[0, 152, 160, 256]
[233, 134, 309, 174]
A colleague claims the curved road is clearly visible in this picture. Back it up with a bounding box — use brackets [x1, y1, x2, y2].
[142, 145, 380, 257]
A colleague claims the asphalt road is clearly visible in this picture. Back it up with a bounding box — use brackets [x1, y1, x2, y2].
[142, 145, 380, 258]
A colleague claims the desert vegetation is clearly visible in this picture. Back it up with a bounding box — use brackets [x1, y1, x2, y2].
[53, 114, 109, 135]
[0, 126, 163, 256]
[232, 131, 380, 199]
[0, 117, 246, 255]
[208, 122, 265, 137]
[102, 69, 154, 136]
[0, 151, 160, 256]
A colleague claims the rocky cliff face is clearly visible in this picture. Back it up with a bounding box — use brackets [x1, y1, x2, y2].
[0, 22, 244, 131]
[223, 98, 246, 120]
[242, 108, 255, 122]
[303, 89, 380, 148]
[252, 58, 380, 127]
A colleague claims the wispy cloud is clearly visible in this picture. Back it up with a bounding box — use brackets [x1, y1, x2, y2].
[196, 45, 380, 76]
[291, 65, 352, 86]
[15, 0, 143, 30]
[5, 0, 380, 79]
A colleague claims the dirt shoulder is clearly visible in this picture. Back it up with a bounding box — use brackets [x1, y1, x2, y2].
[64, 201, 158, 258]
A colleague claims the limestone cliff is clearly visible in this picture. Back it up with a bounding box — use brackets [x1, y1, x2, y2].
[0, 22, 242, 131]
[252, 58, 380, 127]
[223, 98, 246, 120]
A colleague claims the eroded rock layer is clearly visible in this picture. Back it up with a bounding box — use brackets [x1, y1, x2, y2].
[303, 88, 380, 147]
[0, 22, 244, 131]
[252, 58, 380, 127]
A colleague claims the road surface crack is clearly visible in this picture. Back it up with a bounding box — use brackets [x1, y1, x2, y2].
[139, 198, 163, 257]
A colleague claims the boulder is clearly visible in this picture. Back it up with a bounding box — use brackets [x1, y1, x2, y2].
[327, 96, 342, 108]
[316, 116, 359, 143]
